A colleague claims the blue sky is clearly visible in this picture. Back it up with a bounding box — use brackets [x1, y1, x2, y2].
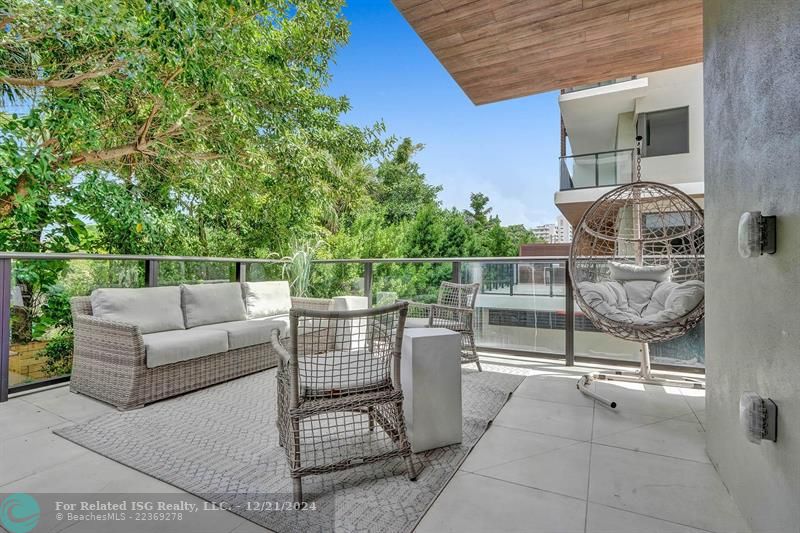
[326, 1, 561, 227]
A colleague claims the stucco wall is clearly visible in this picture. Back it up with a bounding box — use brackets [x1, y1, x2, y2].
[704, 1, 800, 531]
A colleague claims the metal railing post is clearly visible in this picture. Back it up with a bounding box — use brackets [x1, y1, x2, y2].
[144, 259, 159, 287]
[564, 261, 575, 366]
[0, 258, 11, 402]
[594, 153, 599, 187]
[550, 263, 555, 297]
[234, 262, 247, 282]
[363, 262, 373, 307]
[451, 261, 462, 284]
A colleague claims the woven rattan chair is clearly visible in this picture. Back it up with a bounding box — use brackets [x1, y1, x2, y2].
[408, 282, 481, 371]
[271, 301, 417, 502]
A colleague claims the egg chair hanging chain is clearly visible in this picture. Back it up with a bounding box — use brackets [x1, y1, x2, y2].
[635, 135, 643, 182]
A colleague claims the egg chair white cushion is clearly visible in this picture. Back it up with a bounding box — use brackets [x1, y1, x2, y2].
[609, 262, 672, 282]
[579, 279, 704, 326]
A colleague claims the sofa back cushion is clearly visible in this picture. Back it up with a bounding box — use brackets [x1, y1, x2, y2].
[182, 282, 247, 328]
[91, 286, 185, 334]
[242, 281, 292, 319]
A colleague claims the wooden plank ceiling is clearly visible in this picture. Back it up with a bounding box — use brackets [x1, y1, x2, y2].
[393, 0, 703, 104]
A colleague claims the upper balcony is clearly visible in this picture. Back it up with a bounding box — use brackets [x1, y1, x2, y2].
[561, 76, 639, 95]
[559, 149, 634, 191]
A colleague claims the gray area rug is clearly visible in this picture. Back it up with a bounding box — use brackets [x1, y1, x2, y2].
[55, 368, 523, 533]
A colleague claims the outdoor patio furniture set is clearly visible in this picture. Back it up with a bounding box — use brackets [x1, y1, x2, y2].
[69, 280, 481, 500]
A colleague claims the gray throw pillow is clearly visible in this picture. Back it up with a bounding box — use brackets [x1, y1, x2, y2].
[242, 281, 292, 319]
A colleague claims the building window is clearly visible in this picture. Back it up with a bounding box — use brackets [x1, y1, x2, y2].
[636, 106, 689, 157]
[642, 210, 704, 260]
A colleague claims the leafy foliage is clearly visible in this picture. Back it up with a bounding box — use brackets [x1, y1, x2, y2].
[0, 2, 543, 378]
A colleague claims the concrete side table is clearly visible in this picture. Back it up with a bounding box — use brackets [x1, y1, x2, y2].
[329, 295, 368, 311]
[401, 328, 463, 453]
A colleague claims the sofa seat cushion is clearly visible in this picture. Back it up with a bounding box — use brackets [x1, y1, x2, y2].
[143, 329, 229, 368]
[181, 282, 247, 328]
[195, 315, 290, 351]
[298, 350, 391, 397]
[243, 281, 292, 319]
[91, 286, 185, 334]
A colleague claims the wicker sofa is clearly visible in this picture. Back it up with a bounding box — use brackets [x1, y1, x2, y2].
[70, 281, 331, 410]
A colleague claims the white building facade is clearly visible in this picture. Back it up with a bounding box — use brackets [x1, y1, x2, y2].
[555, 63, 704, 227]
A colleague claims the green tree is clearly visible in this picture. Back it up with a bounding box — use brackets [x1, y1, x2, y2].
[0, 0, 374, 257]
[372, 138, 442, 224]
[464, 192, 492, 225]
[440, 209, 471, 257]
[404, 204, 445, 258]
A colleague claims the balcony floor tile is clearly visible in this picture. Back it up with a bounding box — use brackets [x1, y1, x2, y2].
[0, 354, 743, 533]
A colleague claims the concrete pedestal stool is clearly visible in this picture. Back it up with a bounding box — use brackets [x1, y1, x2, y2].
[400, 328, 463, 453]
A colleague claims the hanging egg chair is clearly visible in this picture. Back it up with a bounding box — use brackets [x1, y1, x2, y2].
[571, 138, 705, 408]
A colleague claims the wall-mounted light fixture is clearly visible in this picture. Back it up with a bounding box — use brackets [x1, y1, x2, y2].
[738, 211, 777, 258]
[740, 391, 778, 443]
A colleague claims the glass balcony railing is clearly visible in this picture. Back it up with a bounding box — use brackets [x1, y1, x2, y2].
[561, 76, 638, 94]
[0, 253, 705, 402]
[559, 149, 634, 191]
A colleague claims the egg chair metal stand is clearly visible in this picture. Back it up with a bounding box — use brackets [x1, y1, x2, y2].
[570, 139, 706, 408]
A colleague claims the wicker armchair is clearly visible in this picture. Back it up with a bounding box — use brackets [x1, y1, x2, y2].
[407, 282, 481, 371]
[271, 301, 417, 503]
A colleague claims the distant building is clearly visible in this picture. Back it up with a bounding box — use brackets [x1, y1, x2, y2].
[530, 215, 573, 244]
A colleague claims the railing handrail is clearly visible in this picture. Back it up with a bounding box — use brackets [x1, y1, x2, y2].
[0, 252, 285, 264]
[559, 148, 633, 160]
[0, 252, 705, 263]
[311, 256, 569, 264]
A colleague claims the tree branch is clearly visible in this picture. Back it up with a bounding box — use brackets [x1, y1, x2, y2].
[68, 143, 144, 166]
[1, 60, 126, 89]
[0, 176, 29, 217]
[136, 101, 162, 148]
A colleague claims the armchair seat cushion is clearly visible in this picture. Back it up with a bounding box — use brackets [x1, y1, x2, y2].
[298, 350, 391, 397]
[143, 329, 229, 368]
[195, 315, 290, 350]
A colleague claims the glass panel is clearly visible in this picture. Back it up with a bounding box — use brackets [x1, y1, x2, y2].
[568, 155, 598, 188]
[245, 262, 284, 282]
[9, 259, 143, 389]
[371, 262, 452, 305]
[562, 151, 633, 190]
[596, 152, 618, 186]
[574, 297, 641, 363]
[308, 262, 365, 299]
[463, 261, 566, 356]
[574, 301, 705, 367]
[157, 261, 234, 286]
[650, 320, 705, 368]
